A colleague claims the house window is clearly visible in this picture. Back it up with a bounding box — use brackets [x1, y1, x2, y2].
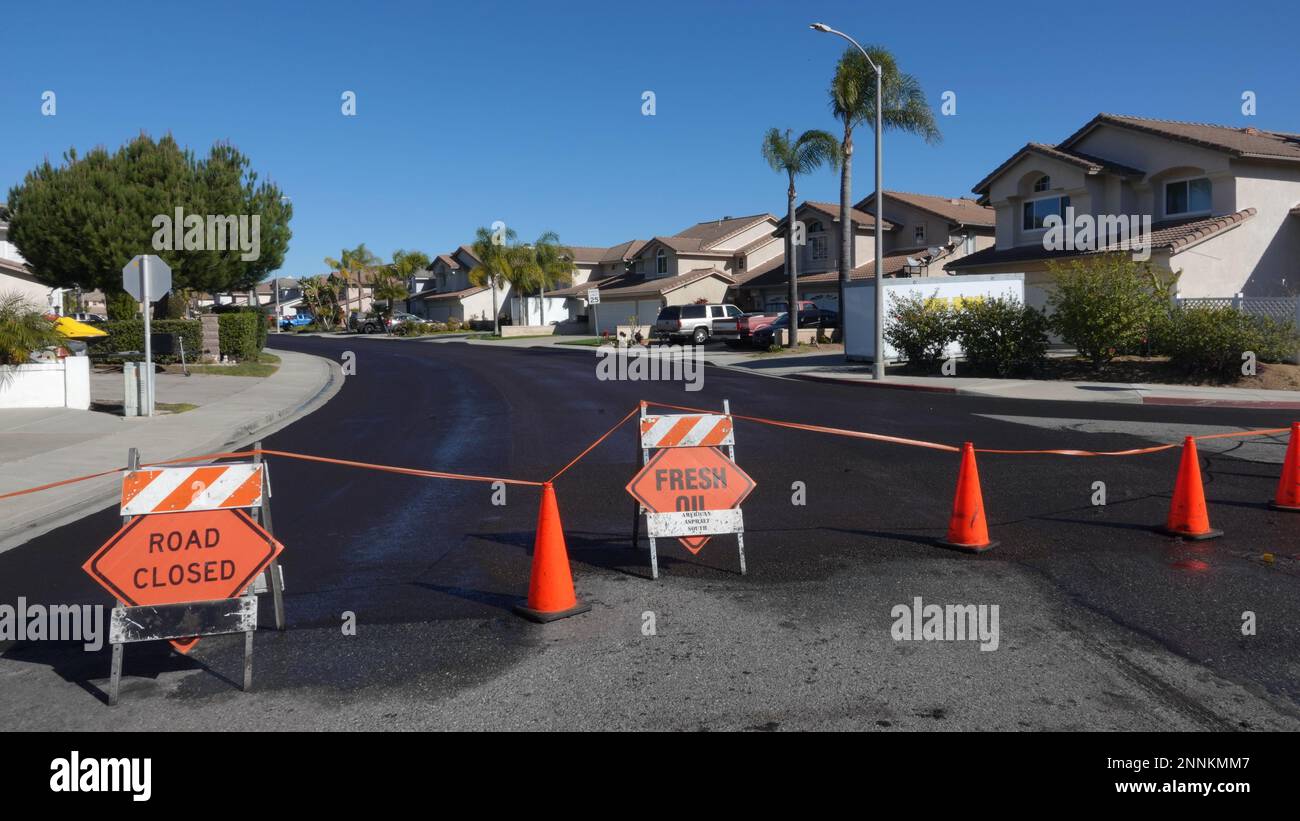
[913, 225, 926, 245]
[810, 235, 828, 260]
[655, 249, 667, 275]
[1165, 177, 1211, 216]
[1033, 175, 1051, 192]
[1022, 196, 1070, 230]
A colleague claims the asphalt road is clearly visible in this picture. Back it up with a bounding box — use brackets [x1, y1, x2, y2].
[2, 334, 1298, 731]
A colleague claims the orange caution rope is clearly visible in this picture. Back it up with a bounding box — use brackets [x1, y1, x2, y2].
[641, 400, 1289, 458]
[549, 405, 640, 482]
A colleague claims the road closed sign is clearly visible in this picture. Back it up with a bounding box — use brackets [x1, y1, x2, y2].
[83, 509, 282, 652]
[626, 446, 755, 554]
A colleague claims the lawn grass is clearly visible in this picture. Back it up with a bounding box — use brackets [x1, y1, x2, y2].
[156, 402, 198, 414]
[473, 333, 559, 341]
[183, 352, 281, 377]
[555, 337, 606, 347]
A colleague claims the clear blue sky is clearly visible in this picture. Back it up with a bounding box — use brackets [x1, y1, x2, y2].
[3, 0, 1298, 281]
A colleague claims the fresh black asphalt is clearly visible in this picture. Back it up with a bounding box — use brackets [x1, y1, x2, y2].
[2, 334, 1297, 730]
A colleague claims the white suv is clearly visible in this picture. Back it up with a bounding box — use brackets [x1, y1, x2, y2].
[653, 304, 743, 345]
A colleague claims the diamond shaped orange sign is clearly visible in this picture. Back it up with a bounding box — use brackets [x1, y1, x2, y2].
[83, 509, 282, 653]
[626, 447, 755, 553]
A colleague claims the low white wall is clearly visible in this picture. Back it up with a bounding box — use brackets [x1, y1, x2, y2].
[845, 274, 1026, 362]
[0, 356, 91, 410]
[500, 324, 558, 338]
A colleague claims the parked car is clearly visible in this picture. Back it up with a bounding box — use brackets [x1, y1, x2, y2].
[736, 300, 822, 345]
[751, 313, 792, 348]
[280, 312, 314, 330]
[653, 304, 743, 345]
[355, 311, 421, 334]
[70, 312, 107, 323]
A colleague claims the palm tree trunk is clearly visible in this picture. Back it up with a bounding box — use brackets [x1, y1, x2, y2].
[490, 277, 500, 335]
[787, 174, 798, 349]
[839, 123, 854, 347]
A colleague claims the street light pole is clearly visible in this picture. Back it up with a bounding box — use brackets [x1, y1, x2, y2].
[811, 23, 886, 380]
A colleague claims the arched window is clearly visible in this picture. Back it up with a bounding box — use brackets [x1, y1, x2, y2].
[807, 220, 824, 233]
[1033, 175, 1051, 192]
[655, 248, 667, 275]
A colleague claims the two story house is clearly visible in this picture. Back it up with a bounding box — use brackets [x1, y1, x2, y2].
[737, 193, 995, 311]
[551, 214, 783, 330]
[946, 113, 1300, 309]
[0, 210, 60, 311]
[410, 244, 503, 325]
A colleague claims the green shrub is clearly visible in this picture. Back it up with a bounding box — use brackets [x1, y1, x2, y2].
[1, 293, 66, 365]
[1155, 306, 1300, 379]
[953, 296, 1050, 376]
[88, 319, 203, 364]
[106, 291, 139, 321]
[446, 317, 463, 332]
[884, 291, 955, 372]
[1047, 254, 1176, 366]
[217, 311, 262, 361]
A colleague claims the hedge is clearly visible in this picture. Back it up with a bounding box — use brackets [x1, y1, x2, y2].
[88, 319, 203, 364]
[217, 311, 263, 361]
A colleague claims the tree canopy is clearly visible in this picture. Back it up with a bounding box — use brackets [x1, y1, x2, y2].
[4, 134, 292, 295]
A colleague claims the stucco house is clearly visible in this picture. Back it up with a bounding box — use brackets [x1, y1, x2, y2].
[0, 211, 60, 311]
[737, 193, 995, 311]
[552, 215, 782, 329]
[409, 244, 507, 325]
[946, 113, 1300, 309]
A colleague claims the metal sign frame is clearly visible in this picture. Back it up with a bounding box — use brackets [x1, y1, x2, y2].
[630, 400, 748, 580]
[103, 442, 286, 706]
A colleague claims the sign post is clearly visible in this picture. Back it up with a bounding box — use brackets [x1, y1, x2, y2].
[122, 255, 172, 417]
[588, 287, 601, 337]
[626, 400, 754, 579]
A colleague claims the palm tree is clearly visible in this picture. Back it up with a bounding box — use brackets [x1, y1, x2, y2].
[469, 225, 521, 336]
[761, 127, 840, 347]
[324, 243, 382, 325]
[381, 250, 432, 318]
[520, 231, 574, 326]
[829, 46, 940, 333]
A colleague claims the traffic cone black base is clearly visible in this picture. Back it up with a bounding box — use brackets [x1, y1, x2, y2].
[1268, 501, 1300, 512]
[934, 538, 1000, 554]
[512, 601, 592, 623]
[1155, 526, 1222, 541]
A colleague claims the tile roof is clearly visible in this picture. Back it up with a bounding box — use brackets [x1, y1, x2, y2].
[781, 200, 895, 231]
[946, 208, 1256, 270]
[1062, 114, 1300, 162]
[552, 268, 734, 300]
[637, 215, 775, 259]
[971, 142, 1145, 195]
[416, 284, 488, 301]
[739, 247, 952, 288]
[861, 191, 997, 228]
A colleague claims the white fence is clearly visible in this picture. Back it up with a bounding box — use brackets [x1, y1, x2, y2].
[1176, 293, 1299, 325]
[844, 273, 1026, 362]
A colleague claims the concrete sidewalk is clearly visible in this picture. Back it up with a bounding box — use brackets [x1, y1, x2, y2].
[468, 333, 1300, 409]
[778, 366, 1300, 408]
[0, 349, 343, 552]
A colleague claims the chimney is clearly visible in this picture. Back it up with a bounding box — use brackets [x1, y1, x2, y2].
[1243, 127, 1260, 135]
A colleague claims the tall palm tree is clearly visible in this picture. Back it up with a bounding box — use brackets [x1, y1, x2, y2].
[324, 243, 382, 324]
[382, 249, 432, 317]
[521, 231, 574, 326]
[829, 47, 940, 332]
[762, 127, 840, 347]
[469, 225, 521, 336]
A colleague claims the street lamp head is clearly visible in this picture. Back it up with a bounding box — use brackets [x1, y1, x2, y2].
[810, 22, 832, 32]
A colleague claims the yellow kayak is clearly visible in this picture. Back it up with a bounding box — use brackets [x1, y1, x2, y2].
[53, 315, 108, 338]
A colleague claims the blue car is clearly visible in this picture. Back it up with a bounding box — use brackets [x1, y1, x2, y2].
[280, 312, 314, 330]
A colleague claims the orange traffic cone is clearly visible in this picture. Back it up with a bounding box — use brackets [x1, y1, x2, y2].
[513, 482, 591, 622]
[1158, 436, 1222, 540]
[1270, 422, 1300, 511]
[935, 442, 998, 553]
